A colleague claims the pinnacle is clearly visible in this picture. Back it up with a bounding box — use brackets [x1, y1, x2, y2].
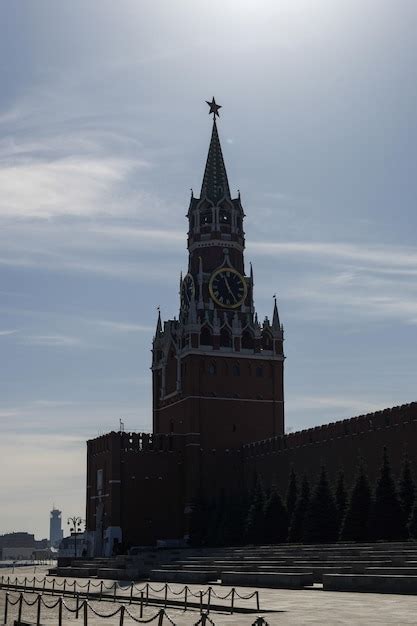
[200, 119, 231, 203]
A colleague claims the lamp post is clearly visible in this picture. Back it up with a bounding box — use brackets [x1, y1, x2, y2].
[67, 516, 84, 559]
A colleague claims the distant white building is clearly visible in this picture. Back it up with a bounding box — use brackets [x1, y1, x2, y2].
[49, 508, 63, 548]
[57, 533, 87, 558]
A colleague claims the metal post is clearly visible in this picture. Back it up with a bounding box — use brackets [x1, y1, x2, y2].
[164, 583, 168, 607]
[100, 580, 103, 600]
[256, 590, 260, 611]
[140, 591, 144, 617]
[87, 580, 91, 595]
[201, 612, 207, 626]
[200, 590, 203, 613]
[231, 588, 235, 614]
[207, 587, 212, 613]
[43, 577, 46, 591]
[83, 600, 88, 626]
[4, 592, 8, 624]
[36, 594, 42, 626]
[17, 593, 23, 623]
[145, 582, 149, 605]
[158, 609, 164, 626]
[63, 578, 67, 593]
[130, 583, 134, 604]
[76, 593, 80, 619]
[184, 586, 188, 611]
[114, 581, 117, 602]
[74, 579, 77, 594]
[24, 575, 27, 590]
[119, 605, 125, 626]
[58, 596, 63, 626]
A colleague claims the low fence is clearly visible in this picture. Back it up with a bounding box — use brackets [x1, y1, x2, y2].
[0, 575, 260, 614]
[0, 560, 55, 570]
[3, 591, 269, 625]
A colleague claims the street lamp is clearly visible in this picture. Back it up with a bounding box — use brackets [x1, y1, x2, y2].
[67, 516, 84, 559]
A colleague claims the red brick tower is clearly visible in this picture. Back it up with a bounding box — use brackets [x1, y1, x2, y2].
[152, 99, 284, 449]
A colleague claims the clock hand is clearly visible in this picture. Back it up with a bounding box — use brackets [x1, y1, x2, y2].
[223, 276, 237, 302]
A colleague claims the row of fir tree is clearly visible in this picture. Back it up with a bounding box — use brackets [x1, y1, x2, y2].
[190, 448, 417, 546]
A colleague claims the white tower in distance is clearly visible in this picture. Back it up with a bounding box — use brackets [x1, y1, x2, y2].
[50, 508, 63, 548]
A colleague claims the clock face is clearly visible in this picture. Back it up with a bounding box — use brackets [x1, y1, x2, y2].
[209, 268, 247, 309]
[181, 273, 195, 309]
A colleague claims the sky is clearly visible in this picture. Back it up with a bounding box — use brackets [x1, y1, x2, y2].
[1, 0, 417, 538]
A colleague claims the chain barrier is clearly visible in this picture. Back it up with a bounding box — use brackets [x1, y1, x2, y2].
[3, 590, 268, 625]
[1, 574, 261, 614]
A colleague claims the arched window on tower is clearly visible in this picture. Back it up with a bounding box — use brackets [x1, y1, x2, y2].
[200, 326, 213, 347]
[219, 209, 231, 225]
[220, 327, 232, 348]
[201, 211, 212, 226]
[241, 330, 254, 350]
[262, 330, 273, 351]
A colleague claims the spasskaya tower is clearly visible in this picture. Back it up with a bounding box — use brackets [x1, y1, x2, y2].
[152, 99, 284, 448]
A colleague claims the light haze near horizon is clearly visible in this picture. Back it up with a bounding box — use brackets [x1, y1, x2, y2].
[1, 0, 417, 538]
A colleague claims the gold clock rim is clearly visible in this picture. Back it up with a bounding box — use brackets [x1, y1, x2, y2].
[209, 267, 248, 309]
[181, 273, 195, 303]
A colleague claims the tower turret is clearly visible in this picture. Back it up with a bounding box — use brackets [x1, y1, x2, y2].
[152, 100, 285, 446]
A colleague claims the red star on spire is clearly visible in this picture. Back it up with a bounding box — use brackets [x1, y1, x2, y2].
[206, 97, 222, 119]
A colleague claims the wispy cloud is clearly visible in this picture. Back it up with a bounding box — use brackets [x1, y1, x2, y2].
[286, 394, 387, 416]
[251, 239, 417, 326]
[20, 333, 82, 347]
[95, 320, 153, 333]
[0, 329, 17, 336]
[0, 156, 145, 219]
[251, 240, 417, 272]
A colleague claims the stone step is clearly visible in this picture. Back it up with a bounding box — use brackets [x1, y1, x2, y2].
[221, 571, 314, 589]
[293, 560, 393, 567]
[323, 573, 417, 594]
[150, 569, 215, 583]
[96, 568, 138, 580]
[56, 567, 98, 577]
[365, 567, 417, 575]
[173, 563, 354, 582]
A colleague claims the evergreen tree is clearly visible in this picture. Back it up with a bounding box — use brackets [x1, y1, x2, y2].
[373, 447, 407, 541]
[187, 497, 207, 547]
[408, 498, 417, 540]
[286, 467, 298, 524]
[334, 470, 347, 532]
[340, 463, 372, 542]
[263, 485, 288, 543]
[398, 454, 416, 524]
[288, 474, 310, 543]
[222, 491, 248, 547]
[245, 474, 266, 544]
[205, 494, 227, 546]
[304, 466, 339, 543]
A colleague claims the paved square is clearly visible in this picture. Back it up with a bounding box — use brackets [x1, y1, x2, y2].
[1, 566, 417, 624]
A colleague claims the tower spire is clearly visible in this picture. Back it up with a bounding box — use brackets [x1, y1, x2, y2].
[201, 99, 231, 203]
[272, 295, 281, 330]
[155, 307, 162, 336]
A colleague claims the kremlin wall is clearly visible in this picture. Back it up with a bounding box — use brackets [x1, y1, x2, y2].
[85, 103, 416, 554]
